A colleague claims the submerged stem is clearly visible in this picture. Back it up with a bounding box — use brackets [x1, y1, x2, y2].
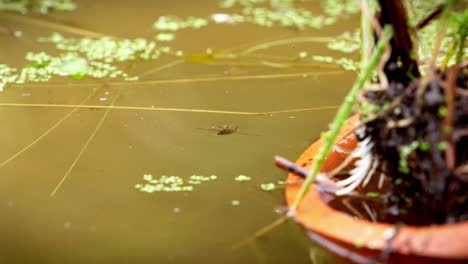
[50, 89, 121, 197]
[238, 36, 334, 56]
[290, 26, 394, 211]
[0, 91, 95, 169]
[2, 12, 110, 38]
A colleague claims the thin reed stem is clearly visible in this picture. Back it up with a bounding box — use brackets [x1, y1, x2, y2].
[50, 89, 121, 197]
[0, 103, 338, 116]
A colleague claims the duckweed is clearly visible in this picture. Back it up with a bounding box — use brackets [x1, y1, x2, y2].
[152, 0, 361, 38]
[0, 32, 178, 87]
[298, 51, 308, 59]
[135, 174, 218, 193]
[260, 182, 276, 191]
[234, 175, 251, 181]
[1, 0, 367, 89]
[39, 33, 159, 62]
[0, 0, 76, 14]
[136, 173, 288, 194]
[153, 16, 208, 31]
[311, 55, 358, 72]
[156, 33, 175, 42]
[327, 30, 360, 54]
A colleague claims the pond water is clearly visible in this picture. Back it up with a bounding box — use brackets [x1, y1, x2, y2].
[0, 0, 359, 263]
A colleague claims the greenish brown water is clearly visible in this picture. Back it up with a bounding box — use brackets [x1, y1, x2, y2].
[0, 0, 359, 263]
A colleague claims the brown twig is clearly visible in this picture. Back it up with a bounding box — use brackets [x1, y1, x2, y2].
[416, 4, 444, 30]
[274, 156, 362, 197]
[444, 66, 458, 169]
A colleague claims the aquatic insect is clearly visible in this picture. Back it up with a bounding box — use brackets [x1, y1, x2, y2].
[197, 124, 259, 136]
[214, 124, 238, 135]
[198, 124, 239, 135]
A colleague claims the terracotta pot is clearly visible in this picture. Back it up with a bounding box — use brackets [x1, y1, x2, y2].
[285, 115, 468, 264]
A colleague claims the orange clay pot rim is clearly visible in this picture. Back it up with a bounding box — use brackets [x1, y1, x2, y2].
[285, 115, 468, 260]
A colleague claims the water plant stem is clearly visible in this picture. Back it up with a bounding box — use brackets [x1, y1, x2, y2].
[9, 71, 343, 88]
[429, 1, 454, 68]
[360, 0, 374, 69]
[290, 25, 394, 211]
[232, 215, 290, 250]
[2, 12, 110, 38]
[0, 102, 338, 116]
[238, 36, 334, 56]
[0, 91, 95, 168]
[50, 89, 121, 197]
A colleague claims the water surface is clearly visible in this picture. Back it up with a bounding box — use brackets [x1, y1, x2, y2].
[0, 1, 359, 263]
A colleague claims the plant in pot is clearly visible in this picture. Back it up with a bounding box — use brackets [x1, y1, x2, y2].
[274, 0, 467, 263]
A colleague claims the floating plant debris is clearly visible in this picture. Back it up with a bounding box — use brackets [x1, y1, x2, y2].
[0, 0, 370, 89]
[0, 32, 176, 87]
[135, 174, 218, 193]
[1, 51, 136, 85]
[136, 173, 290, 194]
[0, 0, 76, 14]
[260, 182, 276, 191]
[327, 30, 360, 54]
[234, 175, 251, 181]
[39, 33, 159, 62]
[260, 180, 289, 191]
[155, 33, 175, 42]
[311, 55, 359, 72]
[298, 51, 308, 59]
[153, 16, 208, 31]
[215, 0, 360, 30]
